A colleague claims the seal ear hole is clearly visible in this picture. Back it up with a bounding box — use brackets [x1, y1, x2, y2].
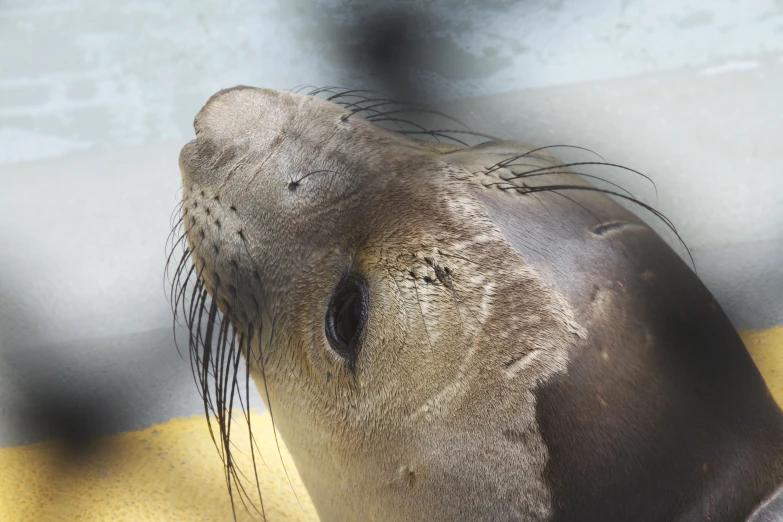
[326, 273, 368, 365]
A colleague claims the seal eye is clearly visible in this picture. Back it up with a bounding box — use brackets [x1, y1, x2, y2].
[326, 273, 368, 363]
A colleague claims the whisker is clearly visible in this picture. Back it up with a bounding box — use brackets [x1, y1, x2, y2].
[164, 232, 188, 289]
[507, 183, 694, 270]
[389, 128, 496, 142]
[289, 169, 338, 190]
[485, 159, 658, 204]
[483, 169, 637, 199]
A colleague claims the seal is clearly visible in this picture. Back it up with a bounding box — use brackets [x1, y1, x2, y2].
[170, 85, 783, 521]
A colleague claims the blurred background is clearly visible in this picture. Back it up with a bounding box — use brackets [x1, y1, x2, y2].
[1, 0, 781, 520]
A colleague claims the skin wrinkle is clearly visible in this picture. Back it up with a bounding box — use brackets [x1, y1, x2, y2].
[171, 86, 783, 522]
[410, 232, 572, 417]
[217, 149, 254, 196]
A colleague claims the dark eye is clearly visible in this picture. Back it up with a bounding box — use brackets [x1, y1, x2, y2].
[325, 273, 368, 364]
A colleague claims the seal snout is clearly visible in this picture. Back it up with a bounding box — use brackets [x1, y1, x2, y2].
[192, 85, 255, 135]
[180, 86, 320, 196]
[178, 140, 195, 183]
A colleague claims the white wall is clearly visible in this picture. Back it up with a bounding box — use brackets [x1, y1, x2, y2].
[2, 0, 783, 164]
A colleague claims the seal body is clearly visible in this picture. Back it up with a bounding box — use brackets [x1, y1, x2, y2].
[176, 86, 783, 521]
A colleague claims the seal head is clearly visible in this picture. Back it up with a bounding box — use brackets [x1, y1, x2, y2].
[176, 86, 783, 521]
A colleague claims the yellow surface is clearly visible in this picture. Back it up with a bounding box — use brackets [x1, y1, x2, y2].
[0, 411, 318, 521]
[0, 327, 781, 521]
[743, 326, 783, 406]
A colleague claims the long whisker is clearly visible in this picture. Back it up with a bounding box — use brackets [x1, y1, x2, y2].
[505, 183, 694, 270]
[484, 159, 658, 204]
[483, 169, 637, 199]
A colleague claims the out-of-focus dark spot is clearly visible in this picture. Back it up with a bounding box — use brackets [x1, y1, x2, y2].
[342, 9, 430, 104]
[1, 350, 125, 466]
[329, 4, 513, 105]
[24, 388, 109, 460]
